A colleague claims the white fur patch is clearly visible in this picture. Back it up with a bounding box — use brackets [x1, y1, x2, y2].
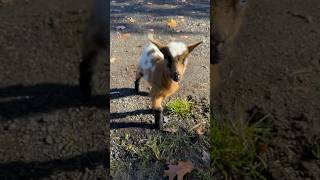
[139, 43, 164, 81]
[167, 42, 187, 58]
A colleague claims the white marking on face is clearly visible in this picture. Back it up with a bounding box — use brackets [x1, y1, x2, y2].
[167, 42, 187, 58]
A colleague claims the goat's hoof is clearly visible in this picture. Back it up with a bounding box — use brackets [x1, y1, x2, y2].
[135, 88, 139, 94]
[154, 109, 164, 130]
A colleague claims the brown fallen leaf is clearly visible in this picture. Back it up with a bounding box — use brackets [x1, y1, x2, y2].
[164, 161, 193, 180]
[257, 142, 268, 154]
[110, 57, 116, 64]
[163, 127, 178, 133]
[167, 18, 177, 29]
[127, 17, 136, 23]
[195, 127, 206, 135]
[117, 33, 131, 40]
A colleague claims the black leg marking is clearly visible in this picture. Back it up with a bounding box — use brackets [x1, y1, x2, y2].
[134, 78, 140, 94]
[154, 109, 163, 130]
[79, 49, 98, 97]
[135, 73, 142, 94]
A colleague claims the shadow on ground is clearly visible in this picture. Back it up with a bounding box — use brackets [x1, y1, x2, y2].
[0, 150, 108, 180]
[110, 88, 154, 129]
[110, 88, 148, 100]
[110, 0, 210, 34]
[0, 83, 108, 120]
[0, 83, 109, 179]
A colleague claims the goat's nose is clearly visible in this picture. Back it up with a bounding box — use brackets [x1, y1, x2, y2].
[173, 72, 180, 81]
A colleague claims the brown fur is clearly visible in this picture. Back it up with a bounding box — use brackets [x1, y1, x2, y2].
[135, 39, 202, 129]
[211, 0, 247, 64]
[211, 0, 248, 100]
[145, 40, 201, 111]
[148, 59, 179, 110]
[212, 0, 247, 43]
[79, 0, 108, 97]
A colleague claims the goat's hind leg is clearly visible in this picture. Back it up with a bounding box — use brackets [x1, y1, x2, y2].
[135, 70, 143, 94]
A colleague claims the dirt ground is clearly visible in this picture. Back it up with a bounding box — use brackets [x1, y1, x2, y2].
[1, 0, 320, 179]
[213, 0, 320, 179]
[110, 0, 210, 179]
[0, 0, 108, 179]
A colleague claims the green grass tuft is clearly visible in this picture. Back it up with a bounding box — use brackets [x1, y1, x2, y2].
[312, 144, 320, 159]
[165, 98, 193, 118]
[210, 118, 271, 179]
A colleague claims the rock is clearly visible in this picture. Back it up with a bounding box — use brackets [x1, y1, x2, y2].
[45, 136, 53, 144]
[163, 116, 169, 123]
[8, 123, 16, 130]
[47, 124, 55, 132]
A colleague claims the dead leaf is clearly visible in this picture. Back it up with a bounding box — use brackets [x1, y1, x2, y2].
[167, 18, 177, 29]
[163, 127, 178, 133]
[110, 57, 116, 64]
[164, 161, 193, 180]
[117, 33, 131, 40]
[195, 127, 206, 135]
[258, 142, 268, 154]
[127, 17, 136, 23]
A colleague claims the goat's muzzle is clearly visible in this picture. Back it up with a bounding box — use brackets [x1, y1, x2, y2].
[172, 72, 180, 82]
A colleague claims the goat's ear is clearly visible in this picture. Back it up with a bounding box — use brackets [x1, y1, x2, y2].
[187, 41, 202, 53]
[149, 39, 166, 50]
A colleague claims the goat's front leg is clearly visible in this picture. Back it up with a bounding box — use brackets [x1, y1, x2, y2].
[151, 94, 164, 130]
[135, 71, 143, 94]
[80, 43, 99, 97]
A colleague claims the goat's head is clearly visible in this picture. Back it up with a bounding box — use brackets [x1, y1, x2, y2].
[213, 0, 248, 42]
[150, 39, 202, 82]
[211, 0, 248, 64]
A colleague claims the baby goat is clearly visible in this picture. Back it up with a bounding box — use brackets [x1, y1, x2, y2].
[211, 0, 248, 64]
[135, 39, 202, 129]
[80, 0, 109, 97]
[210, 0, 248, 103]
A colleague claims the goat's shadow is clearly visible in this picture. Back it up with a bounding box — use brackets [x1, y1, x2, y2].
[0, 84, 108, 179]
[0, 150, 108, 180]
[110, 88, 155, 129]
[0, 83, 108, 121]
[110, 88, 148, 100]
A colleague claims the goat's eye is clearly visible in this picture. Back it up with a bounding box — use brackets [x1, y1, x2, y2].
[239, 0, 248, 7]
